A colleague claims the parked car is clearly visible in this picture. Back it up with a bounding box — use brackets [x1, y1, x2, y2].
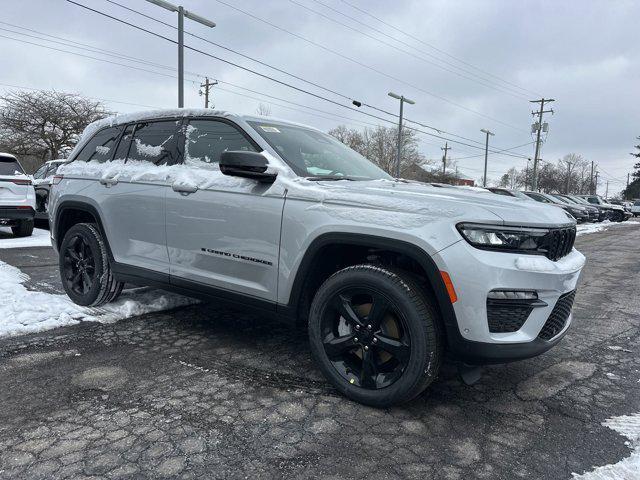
[565, 195, 609, 222]
[49, 110, 585, 407]
[488, 187, 536, 201]
[32, 159, 67, 221]
[551, 194, 599, 223]
[523, 191, 590, 223]
[0, 152, 36, 237]
[631, 200, 640, 217]
[578, 195, 630, 222]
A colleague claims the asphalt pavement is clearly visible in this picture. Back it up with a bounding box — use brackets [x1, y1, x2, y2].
[0, 225, 639, 479]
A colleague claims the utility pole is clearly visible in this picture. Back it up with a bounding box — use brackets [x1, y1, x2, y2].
[590, 161, 595, 194]
[480, 128, 495, 187]
[530, 98, 555, 191]
[441, 142, 451, 177]
[388, 92, 415, 178]
[605, 181, 609, 199]
[594, 170, 599, 195]
[525, 158, 531, 190]
[145, 0, 216, 108]
[199, 77, 217, 108]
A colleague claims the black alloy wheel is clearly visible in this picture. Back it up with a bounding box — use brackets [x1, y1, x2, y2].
[58, 223, 124, 307]
[309, 264, 442, 407]
[62, 233, 96, 295]
[320, 288, 410, 389]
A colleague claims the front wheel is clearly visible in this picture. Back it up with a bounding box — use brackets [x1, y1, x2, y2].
[59, 223, 124, 307]
[308, 264, 442, 407]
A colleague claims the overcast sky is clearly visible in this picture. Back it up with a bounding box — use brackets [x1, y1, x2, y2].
[3, 0, 639, 193]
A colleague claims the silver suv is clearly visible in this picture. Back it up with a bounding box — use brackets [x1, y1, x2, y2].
[50, 110, 585, 406]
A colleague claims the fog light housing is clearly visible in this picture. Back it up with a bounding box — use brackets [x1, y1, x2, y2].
[487, 290, 538, 300]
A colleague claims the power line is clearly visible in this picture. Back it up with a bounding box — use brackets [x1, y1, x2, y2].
[291, 0, 530, 100]
[101, 0, 520, 142]
[339, 0, 542, 98]
[206, 0, 528, 132]
[59, 1, 532, 157]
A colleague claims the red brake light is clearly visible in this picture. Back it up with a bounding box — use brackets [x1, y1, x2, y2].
[52, 175, 64, 185]
[11, 179, 32, 186]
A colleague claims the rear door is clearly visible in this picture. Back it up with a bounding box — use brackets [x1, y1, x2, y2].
[95, 120, 182, 275]
[165, 118, 285, 302]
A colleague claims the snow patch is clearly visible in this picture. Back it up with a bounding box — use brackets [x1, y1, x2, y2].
[0, 259, 196, 338]
[576, 219, 639, 236]
[0, 227, 52, 249]
[514, 249, 586, 273]
[572, 413, 640, 479]
[134, 138, 163, 158]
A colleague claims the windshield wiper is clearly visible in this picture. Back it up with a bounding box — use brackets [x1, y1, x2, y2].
[306, 175, 355, 181]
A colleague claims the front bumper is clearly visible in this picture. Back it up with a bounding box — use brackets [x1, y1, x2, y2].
[433, 239, 584, 364]
[0, 206, 35, 222]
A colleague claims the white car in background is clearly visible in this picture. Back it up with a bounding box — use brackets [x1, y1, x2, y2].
[631, 200, 640, 217]
[0, 153, 36, 237]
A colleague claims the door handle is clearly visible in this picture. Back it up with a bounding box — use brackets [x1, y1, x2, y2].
[172, 183, 198, 195]
[99, 177, 118, 187]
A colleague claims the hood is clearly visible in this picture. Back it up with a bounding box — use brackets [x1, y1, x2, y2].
[290, 179, 574, 227]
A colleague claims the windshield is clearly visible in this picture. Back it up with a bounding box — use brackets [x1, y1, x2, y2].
[248, 121, 392, 180]
[0, 158, 24, 176]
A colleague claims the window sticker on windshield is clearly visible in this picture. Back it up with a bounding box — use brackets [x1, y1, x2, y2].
[260, 126, 280, 133]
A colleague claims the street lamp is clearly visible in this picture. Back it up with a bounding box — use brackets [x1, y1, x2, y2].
[480, 128, 495, 187]
[388, 92, 415, 178]
[145, 0, 216, 108]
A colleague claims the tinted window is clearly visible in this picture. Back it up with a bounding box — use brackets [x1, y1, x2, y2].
[75, 127, 121, 163]
[586, 197, 598, 204]
[491, 189, 512, 197]
[33, 164, 47, 179]
[0, 157, 24, 175]
[113, 124, 134, 160]
[526, 193, 549, 203]
[127, 120, 180, 165]
[185, 120, 256, 165]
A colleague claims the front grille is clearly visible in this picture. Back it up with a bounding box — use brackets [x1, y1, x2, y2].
[541, 227, 576, 261]
[487, 302, 532, 333]
[538, 290, 576, 340]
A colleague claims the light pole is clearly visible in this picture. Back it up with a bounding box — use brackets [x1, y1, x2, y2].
[145, 0, 216, 108]
[388, 92, 415, 178]
[480, 128, 495, 187]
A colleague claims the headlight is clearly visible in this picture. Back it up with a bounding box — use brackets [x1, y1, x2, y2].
[456, 223, 550, 253]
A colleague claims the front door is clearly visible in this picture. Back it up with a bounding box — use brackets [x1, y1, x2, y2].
[166, 118, 285, 302]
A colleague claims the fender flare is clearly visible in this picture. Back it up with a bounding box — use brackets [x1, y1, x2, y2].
[286, 232, 463, 345]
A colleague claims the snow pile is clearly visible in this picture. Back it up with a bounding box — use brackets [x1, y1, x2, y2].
[572, 413, 640, 479]
[514, 249, 586, 273]
[0, 227, 52, 249]
[0, 259, 196, 338]
[576, 219, 639, 236]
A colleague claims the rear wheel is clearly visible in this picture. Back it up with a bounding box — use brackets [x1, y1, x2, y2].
[59, 223, 124, 306]
[308, 264, 442, 407]
[11, 219, 34, 237]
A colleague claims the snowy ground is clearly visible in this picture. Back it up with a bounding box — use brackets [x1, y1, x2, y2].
[0, 258, 196, 338]
[576, 219, 640, 236]
[0, 227, 52, 248]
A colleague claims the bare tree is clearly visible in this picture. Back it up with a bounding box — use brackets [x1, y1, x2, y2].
[256, 103, 272, 116]
[0, 90, 109, 171]
[328, 124, 432, 179]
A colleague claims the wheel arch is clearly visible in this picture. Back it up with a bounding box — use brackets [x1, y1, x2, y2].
[285, 232, 461, 345]
[53, 200, 111, 257]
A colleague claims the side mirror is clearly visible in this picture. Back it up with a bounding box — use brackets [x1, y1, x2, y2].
[219, 151, 277, 183]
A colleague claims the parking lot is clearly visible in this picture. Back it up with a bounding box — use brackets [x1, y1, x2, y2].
[0, 224, 639, 479]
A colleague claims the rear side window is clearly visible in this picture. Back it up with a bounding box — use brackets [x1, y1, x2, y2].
[586, 197, 598, 204]
[75, 127, 122, 163]
[0, 157, 24, 175]
[185, 120, 257, 165]
[491, 189, 511, 197]
[127, 120, 181, 165]
[33, 164, 47, 179]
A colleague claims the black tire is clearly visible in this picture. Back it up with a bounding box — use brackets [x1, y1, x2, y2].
[59, 223, 124, 307]
[308, 264, 442, 407]
[11, 219, 34, 237]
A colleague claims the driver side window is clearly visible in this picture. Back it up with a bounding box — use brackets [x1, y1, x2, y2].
[185, 120, 257, 166]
